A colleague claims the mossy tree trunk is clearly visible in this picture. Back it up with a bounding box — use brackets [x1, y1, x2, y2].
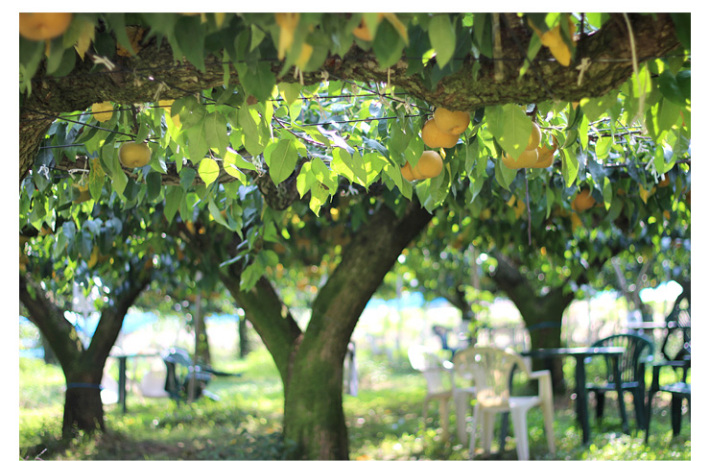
[219, 201, 433, 459]
[237, 313, 252, 359]
[19, 267, 151, 439]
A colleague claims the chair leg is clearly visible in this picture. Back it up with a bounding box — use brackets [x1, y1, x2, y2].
[632, 389, 646, 430]
[422, 397, 429, 427]
[670, 394, 683, 436]
[510, 408, 530, 461]
[481, 410, 496, 453]
[498, 412, 510, 453]
[454, 391, 470, 445]
[469, 405, 481, 459]
[645, 391, 655, 443]
[542, 401, 556, 455]
[595, 391, 605, 423]
[438, 396, 450, 439]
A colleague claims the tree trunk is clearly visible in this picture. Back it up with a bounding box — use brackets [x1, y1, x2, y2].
[62, 367, 106, 438]
[219, 201, 433, 459]
[237, 313, 251, 359]
[195, 303, 211, 366]
[19, 265, 151, 439]
[283, 338, 350, 460]
[41, 333, 58, 365]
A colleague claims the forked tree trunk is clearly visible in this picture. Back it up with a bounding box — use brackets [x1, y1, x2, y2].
[220, 201, 433, 459]
[19, 266, 150, 439]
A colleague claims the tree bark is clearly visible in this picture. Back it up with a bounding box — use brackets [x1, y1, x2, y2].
[19, 13, 681, 181]
[19, 264, 151, 438]
[237, 313, 252, 359]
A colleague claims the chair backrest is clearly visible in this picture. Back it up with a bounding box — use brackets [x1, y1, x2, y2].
[591, 333, 655, 384]
[408, 345, 451, 394]
[453, 346, 528, 407]
[661, 299, 691, 361]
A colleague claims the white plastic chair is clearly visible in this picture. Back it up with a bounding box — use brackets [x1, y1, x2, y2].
[408, 345, 454, 436]
[140, 369, 170, 398]
[459, 346, 555, 460]
[451, 347, 479, 444]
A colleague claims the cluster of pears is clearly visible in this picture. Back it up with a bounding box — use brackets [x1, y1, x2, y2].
[501, 122, 557, 169]
[400, 107, 470, 182]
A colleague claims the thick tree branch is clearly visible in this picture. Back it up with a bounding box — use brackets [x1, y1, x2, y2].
[20, 13, 681, 180]
[19, 274, 84, 370]
[306, 200, 434, 361]
[86, 261, 153, 364]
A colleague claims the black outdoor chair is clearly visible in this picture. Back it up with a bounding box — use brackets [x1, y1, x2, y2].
[645, 300, 690, 442]
[586, 333, 655, 431]
[162, 347, 241, 403]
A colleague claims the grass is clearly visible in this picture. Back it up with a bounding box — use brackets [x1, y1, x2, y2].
[19, 347, 690, 460]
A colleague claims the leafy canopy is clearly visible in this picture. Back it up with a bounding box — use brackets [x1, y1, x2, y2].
[20, 12, 690, 291]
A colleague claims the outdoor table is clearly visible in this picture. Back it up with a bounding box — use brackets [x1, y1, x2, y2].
[110, 353, 160, 413]
[521, 346, 628, 445]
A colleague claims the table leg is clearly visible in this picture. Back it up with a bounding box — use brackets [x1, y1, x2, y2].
[118, 357, 127, 414]
[574, 356, 590, 444]
[612, 356, 629, 433]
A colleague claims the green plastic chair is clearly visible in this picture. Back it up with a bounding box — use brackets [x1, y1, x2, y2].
[587, 333, 655, 430]
[645, 301, 690, 442]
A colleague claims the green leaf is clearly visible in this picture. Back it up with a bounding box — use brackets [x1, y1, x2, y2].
[372, 19, 405, 69]
[175, 16, 206, 71]
[658, 70, 687, 106]
[240, 260, 264, 291]
[198, 158, 220, 186]
[519, 32, 542, 79]
[467, 176, 485, 204]
[310, 157, 338, 192]
[487, 104, 532, 158]
[222, 150, 249, 183]
[164, 186, 184, 223]
[602, 177, 612, 211]
[186, 125, 208, 164]
[545, 186, 555, 218]
[429, 14, 456, 68]
[493, 157, 516, 190]
[670, 13, 690, 51]
[278, 82, 302, 105]
[296, 162, 315, 197]
[580, 92, 617, 124]
[595, 136, 612, 160]
[264, 139, 299, 185]
[179, 167, 197, 190]
[309, 183, 330, 216]
[361, 153, 387, 187]
[45, 40, 76, 77]
[88, 158, 105, 201]
[208, 198, 228, 227]
[236, 61, 276, 103]
[472, 13, 493, 58]
[330, 147, 356, 183]
[238, 107, 263, 156]
[145, 171, 163, 201]
[204, 112, 229, 155]
[104, 13, 133, 56]
[560, 148, 579, 187]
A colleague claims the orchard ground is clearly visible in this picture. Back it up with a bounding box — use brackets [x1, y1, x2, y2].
[19, 285, 691, 460]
